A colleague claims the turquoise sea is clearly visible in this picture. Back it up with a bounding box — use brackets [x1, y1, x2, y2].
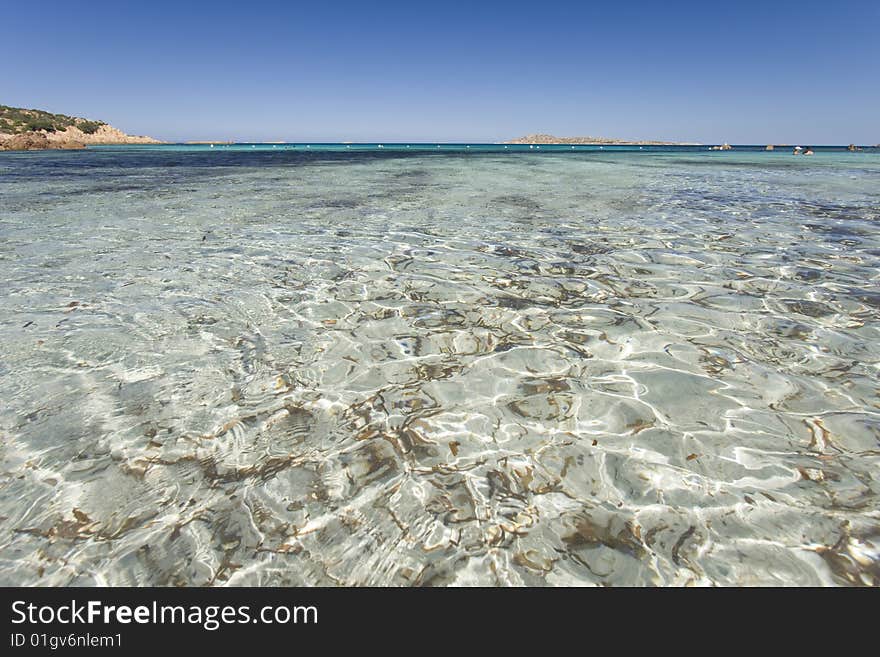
[1, 145, 878, 586]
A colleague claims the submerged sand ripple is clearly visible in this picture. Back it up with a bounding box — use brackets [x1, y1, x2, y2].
[0, 149, 878, 585]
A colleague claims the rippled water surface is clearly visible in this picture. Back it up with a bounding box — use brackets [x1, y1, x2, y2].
[1, 146, 879, 586]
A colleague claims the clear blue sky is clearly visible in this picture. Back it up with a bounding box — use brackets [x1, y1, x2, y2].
[2, 1, 877, 143]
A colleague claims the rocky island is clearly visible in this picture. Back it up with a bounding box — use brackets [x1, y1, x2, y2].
[0, 105, 161, 151]
[505, 133, 695, 145]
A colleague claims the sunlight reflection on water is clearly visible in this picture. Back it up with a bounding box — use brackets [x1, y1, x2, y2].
[1, 148, 878, 586]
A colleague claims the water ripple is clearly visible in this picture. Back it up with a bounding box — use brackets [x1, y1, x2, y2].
[1, 150, 878, 586]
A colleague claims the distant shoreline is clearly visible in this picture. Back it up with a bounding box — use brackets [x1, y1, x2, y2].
[505, 133, 699, 145]
[3, 140, 877, 153]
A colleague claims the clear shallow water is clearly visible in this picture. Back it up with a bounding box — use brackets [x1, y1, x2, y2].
[1, 146, 878, 586]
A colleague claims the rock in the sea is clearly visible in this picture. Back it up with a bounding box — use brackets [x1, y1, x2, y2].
[0, 132, 85, 151]
[765, 144, 775, 151]
[0, 132, 48, 150]
[57, 139, 86, 149]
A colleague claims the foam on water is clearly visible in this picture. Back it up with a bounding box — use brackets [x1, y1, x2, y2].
[1, 147, 878, 585]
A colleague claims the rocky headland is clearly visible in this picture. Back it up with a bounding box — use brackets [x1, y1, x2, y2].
[0, 104, 161, 151]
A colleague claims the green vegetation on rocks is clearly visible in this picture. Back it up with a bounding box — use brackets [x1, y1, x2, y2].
[0, 105, 106, 135]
